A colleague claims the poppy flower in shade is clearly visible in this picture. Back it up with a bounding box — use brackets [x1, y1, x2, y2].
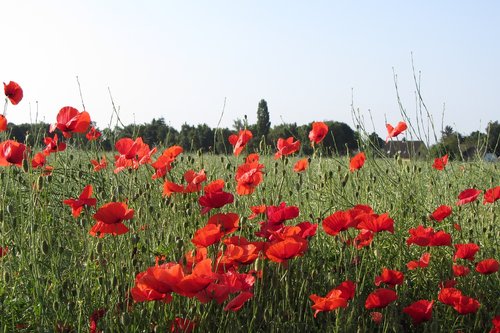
[4, 81, 23, 105]
[50, 106, 91, 138]
[89, 308, 106, 333]
[476, 258, 499, 275]
[349, 152, 366, 172]
[452, 265, 471, 277]
[407, 252, 431, 270]
[198, 180, 234, 214]
[374, 268, 404, 287]
[274, 137, 301, 159]
[352, 229, 374, 249]
[308, 122, 329, 145]
[491, 315, 500, 333]
[438, 287, 462, 306]
[228, 130, 252, 156]
[453, 243, 480, 261]
[248, 204, 266, 219]
[31, 152, 46, 168]
[91, 156, 107, 172]
[385, 121, 407, 142]
[224, 291, 253, 312]
[430, 205, 452, 222]
[0, 114, 7, 132]
[293, 158, 309, 172]
[192, 224, 222, 248]
[43, 134, 66, 156]
[170, 318, 196, 333]
[0, 246, 7, 257]
[235, 160, 264, 195]
[266, 202, 300, 224]
[0, 140, 26, 167]
[403, 300, 433, 325]
[456, 188, 482, 206]
[484, 186, 500, 204]
[365, 288, 398, 309]
[432, 154, 448, 170]
[370, 312, 383, 324]
[453, 295, 481, 315]
[86, 127, 101, 141]
[89, 202, 134, 237]
[63, 185, 97, 217]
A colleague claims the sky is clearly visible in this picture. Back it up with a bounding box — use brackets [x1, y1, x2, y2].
[1, 1, 499, 142]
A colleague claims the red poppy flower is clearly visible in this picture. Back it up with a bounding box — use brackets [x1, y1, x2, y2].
[322, 211, 356, 236]
[0, 140, 26, 167]
[235, 160, 264, 195]
[403, 300, 433, 325]
[91, 156, 107, 172]
[50, 106, 91, 138]
[356, 213, 394, 234]
[224, 291, 253, 312]
[456, 188, 482, 206]
[89, 202, 134, 237]
[228, 130, 252, 156]
[293, 158, 309, 172]
[435, 153, 451, 169]
[266, 202, 300, 224]
[484, 186, 500, 204]
[86, 127, 101, 141]
[454, 243, 480, 261]
[198, 180, 234, 214]
[309, 290, 348, 318]
[407, 252, 431, 270]
[430, 205, 452, 222]
[89, 308, 106, 333]
[352, 229, 374, 249]
[0, 115, 7, 132]
[274, 137, 301, 159]
[43, 134, 66, 156]
[365, 288, 398, 309]
[207, 213, 239, 236]
[170, 318, 196, 333]
[31, 152, 46, 168]
[248, 204, 266, 219]
[406, 225, 452, 247]
[374, 268, 404, 287]
[432, 154, 448, 170]
[453, 295, 481, 315]
[475, 258, 499, 275]
[308, 122, 329, 145]
[177, 259, 217, 296]
[349, 152, 366, 172]
[192, 224, 222, 248]
[183, 169, 206, 193]
[4, 81, 23, 105]
[452, 265, 470, 277]
[265, 237, 308, 264]
[370, 312, 383, 324]
[385, 121, 407, 142]
[63, 185, 97, 217]
[163, 181, 185, 197]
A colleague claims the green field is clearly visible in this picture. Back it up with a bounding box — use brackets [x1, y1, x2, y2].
[0, 142, 499, 332]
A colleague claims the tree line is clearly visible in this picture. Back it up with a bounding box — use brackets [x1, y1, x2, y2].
[4, 99, 500, 159]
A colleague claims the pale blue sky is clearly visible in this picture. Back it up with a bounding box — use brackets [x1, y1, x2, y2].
[1, 1, 499, 140]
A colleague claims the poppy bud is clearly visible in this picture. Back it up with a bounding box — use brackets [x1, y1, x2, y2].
[22, 158, 29, 172]
[42, 241, 49, 254]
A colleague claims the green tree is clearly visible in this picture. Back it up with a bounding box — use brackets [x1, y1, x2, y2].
[256, 99, 271, 140]
[486, 121, 500, 155]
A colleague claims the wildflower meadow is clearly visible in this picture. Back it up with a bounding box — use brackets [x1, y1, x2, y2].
[0, 81, 499, 332]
